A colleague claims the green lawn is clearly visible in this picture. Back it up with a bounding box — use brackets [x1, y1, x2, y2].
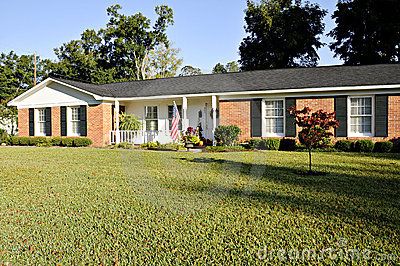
[0, 147, 399, 264]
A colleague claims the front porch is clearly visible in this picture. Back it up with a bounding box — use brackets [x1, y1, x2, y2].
[110, 95, 219, 145]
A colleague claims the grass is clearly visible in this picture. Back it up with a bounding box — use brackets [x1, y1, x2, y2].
[0, 147, 399, 264]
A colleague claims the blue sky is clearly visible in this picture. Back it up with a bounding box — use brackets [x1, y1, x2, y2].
[0, 0, 342, 73]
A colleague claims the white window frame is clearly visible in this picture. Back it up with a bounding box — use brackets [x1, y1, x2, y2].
[145, 106, 159, 131]
[347, 96, 375, 137]
[262, 99, 286, 137]
[68, 106, 81, 137]
[35, 108, 47, 136]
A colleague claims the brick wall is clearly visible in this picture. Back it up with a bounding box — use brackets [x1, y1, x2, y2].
[296, 98, 335, 112]
[388, 95, 400, 139]
[51, 107, 61, 136]
[88, 104, 112, 147]
[18, 108, 29, 136]
[219, 100, 251, 141]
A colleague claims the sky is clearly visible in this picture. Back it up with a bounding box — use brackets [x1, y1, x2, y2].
[0, 0, 342, 73]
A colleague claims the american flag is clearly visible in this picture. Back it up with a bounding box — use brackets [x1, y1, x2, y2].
[170, 101, 181, 141]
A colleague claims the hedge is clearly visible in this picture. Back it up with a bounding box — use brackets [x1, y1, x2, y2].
[373, 141, 394, 153]
[334, 140, 353, 152]
[353, 140, 375, 152]
[8, 136, 92, 147]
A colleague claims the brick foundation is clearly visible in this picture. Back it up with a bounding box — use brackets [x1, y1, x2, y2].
[88, 104, 112, 147]
[219, 100, 251, 141]
[18, 108, 29, 136]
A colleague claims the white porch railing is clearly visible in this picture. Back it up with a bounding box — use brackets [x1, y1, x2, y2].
[110, 130, 179, 145]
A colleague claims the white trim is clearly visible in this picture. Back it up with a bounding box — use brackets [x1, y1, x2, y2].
[35, 108, 47, 137]
[8, 78, 102, 106]
[67, 106, 81, 137]
[261, 98, 286, 138]
[347, 95, 375, 137]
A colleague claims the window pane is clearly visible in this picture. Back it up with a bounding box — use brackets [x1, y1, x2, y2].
[146, 120, 158, 131]
[349, 97, 373, 134]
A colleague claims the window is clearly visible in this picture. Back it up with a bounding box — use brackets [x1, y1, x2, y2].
[168, 105, 182, 130]
[70, 107, 80, 136]
[37, 108, 46, 136]
[264, 100, 284, 136]
[145, 106, 158, 131]
[349, 97, 373, 136]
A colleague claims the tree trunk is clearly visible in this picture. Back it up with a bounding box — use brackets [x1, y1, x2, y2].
[308, 149, 312, 174]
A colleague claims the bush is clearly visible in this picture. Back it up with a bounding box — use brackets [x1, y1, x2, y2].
[18, 137, 31, 146]
[51, 137, 63, 146]
[373, 141, 394, 153]
[30, 137, 51, 147]
[353, 140, 374, 152]
[0, 129, 8, 144]
[9, 136, 20, 146]
[140, 141, 160, 149]
[214, 125, 241, 146]
[61, 138, 74, 147]
[392, 138, 400, 153]
[279, 138, 296, 151]
[73, 138, 93, 147]
[206, 146, 245, 153]
[115, 142, 133, 149]
[249, 138, 281, 150]
[334, 140, 353, 152]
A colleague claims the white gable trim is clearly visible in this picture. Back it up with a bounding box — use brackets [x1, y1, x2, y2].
[8, 78, 103, 107]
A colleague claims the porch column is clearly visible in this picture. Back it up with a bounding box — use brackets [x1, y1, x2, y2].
[115, 100, 120, 144]
[212, 95, 217, 145]
[182, 96, 188, 130]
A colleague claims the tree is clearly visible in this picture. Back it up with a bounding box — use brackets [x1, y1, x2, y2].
[226, 61, 239, 72]
[239, 0, 327, 70]
[212, 63, 227, 74]
[145, 44, 183, 79]
[289, 107, 339, 174]
[329, 0, 400, 65]
[52, 4, 175, 83]
[179, 66, 202, 76]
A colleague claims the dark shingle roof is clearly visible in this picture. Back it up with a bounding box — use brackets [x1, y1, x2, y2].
[53, 64, 400, 98]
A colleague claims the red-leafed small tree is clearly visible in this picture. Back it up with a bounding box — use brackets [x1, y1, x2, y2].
[289, 107, 339, 174]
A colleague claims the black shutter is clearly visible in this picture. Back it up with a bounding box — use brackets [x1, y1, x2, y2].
[29, 108, 35, 136]
[45, 107, 52, 136]
[79, 105, 87, 136]
[335, 96, 347, 137]
[60, 106, 67, 136]
[251, 99, 262, 137]
[375, 95, 388, 137]
[285, 98, 296, 137]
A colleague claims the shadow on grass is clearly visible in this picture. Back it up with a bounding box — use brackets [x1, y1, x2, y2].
[178, 157, 400, 229]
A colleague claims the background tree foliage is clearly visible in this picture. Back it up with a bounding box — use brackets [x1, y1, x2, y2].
[239, 0, 327, 70]
[52, 4, 175, 83]
[145, 44, 183, 79]
[212, 61, 240, 74]
[329, 0, 400, 65]
[179, 65, 203, 76]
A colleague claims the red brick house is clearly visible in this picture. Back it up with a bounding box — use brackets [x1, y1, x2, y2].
[8, 64, 400, 147]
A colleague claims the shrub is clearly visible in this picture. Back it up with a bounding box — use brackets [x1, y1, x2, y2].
[353, 140, 374, 152]
[373, 141, 394, 153]
[206, 146, 245, 153]
[0, 129, 8, 144]
[119, 113, 142, 130]
[140, 141, 160, 149]
[392, 138, 400, 153]
[334, 140, 353, 152]
[264, 138, 280, 150]
[249, 139, 262, 149]
[279, 138, 297, 151]
[51, 137, 63, 146]
[61, 138, 74, 147]
[18, 137, 31, 146]
[30, 137, 51, 147]
[214, 125, 241, 146]
[73, 138, 93, 147]
[9, 136, 20, 146]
